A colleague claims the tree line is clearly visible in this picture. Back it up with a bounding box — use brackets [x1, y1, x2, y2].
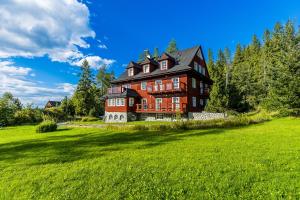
[206, 20, 299, 114]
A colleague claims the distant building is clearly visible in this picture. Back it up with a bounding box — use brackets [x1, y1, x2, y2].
[45, 100, 61, 109]
[102, 46, 213, 122]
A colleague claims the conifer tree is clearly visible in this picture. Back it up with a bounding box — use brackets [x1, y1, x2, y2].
[72, 60, 95, 116]
[166, 39, 178, 54]
[153, 47, 159, 59]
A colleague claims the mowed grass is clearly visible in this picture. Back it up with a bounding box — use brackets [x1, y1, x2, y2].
[0, 118, 299, 199]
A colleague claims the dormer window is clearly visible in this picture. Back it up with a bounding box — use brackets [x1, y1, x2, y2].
[128, 68, 134, 76]
[160, 60, 168, 70]
[143, 64, 150, 73]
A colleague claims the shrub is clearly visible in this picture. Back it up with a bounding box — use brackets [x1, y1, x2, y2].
[132, 125, 149, 131]
[43, 107, 66, 122]
[36, 121, 57, 133]
[14, 108, 43, 125]
[81, 116, 99, 122]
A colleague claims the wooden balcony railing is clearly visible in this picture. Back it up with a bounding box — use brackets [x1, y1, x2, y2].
[147, 82, 187, 94]
[136, 103, 187, 113]
[108, 86, 124, 94]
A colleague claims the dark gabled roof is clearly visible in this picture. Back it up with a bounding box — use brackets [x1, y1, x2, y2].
[112, 46, 201, 84]
[46, 101, 61, 107]
[126, 61, 141, 69]
[101, 88, 140, 99]
[157, 52, 175, 61]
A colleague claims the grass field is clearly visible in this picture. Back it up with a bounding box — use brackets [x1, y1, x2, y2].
[0, 118, 299, 199]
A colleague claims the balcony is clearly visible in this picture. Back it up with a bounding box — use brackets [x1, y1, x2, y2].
[108, 86, 124, 94]
[147, 82, 187, 94]
[136, 103, 187, 113]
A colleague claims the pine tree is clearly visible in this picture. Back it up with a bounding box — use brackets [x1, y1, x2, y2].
[166, 39, 178, 54]
[72, 60, 95, 116]
[153, 47, 159, 59]
[205, 49, 228, 112]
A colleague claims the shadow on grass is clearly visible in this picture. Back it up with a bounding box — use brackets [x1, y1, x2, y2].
[0, 124, 253, 166]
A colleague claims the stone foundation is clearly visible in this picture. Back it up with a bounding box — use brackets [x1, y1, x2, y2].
[188, 112, 226, 120]
[104, 112, 137, 123]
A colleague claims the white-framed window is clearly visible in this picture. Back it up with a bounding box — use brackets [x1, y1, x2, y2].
[172, 97, 180, 110]
[160, 60, 168, 70]
[141, 81, 147, 90]
[128, 68, 134, 76]
[129, 97, 134, 107]
[108, 98, 115, 106]
[172, 77, 179, 89]
[154, 80, 162, 91]
[143, 64, 150, 73]
[192, 78, 196, 88]
[122, 84, 131, 89]
[115, 98, 125, 106]
[192, 97, 197, 107]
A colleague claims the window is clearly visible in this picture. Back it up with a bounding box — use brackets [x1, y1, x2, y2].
[129, 97, 134, 107]
[128, 68, 134, 76]
[192, 97, 197, 107]
[194, 62, 198, 71]
[160, 60, 168, 70]
[154, 80, 162, 91]
[114, 115, 118, 120]
[172, 77, 179, 89]
[122, 84, 131, 89]
[142, 98, 147, 110]
[200, 99, 204, 106]
[141, 81, 147, 90]
[155, 98, 162, 110]
[192, 78, 196, 88]
[120, 115, 124, 120]
[200, 81, 204, 94]
[109, 114, 113, 120]
[172, 97, 180, 110]
[202, 68, 206, 75]
[108, 98, 115, 106]
[143, 64, 150, 73]
[115, 98, 125, 106]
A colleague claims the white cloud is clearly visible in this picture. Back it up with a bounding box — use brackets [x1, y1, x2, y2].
[0, 0, 115, 66]
[73, 56, 116, 69]
[0, 60, 76, 107]
[98, 44, 108, 49]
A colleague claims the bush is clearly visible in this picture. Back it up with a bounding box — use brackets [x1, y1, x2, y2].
[14, 108, 43, 125]
[36, 121, 57, 133]
[43, 107, 66, 122]
[81, 116, 99, 122]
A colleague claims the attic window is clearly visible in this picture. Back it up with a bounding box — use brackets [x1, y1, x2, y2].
[160, 60, 168, 70]
[143, 64, 150, 73]
[128, 68, 134, 76]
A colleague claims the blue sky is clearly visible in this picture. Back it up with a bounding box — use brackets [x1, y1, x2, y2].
[0, 0, 299, 106]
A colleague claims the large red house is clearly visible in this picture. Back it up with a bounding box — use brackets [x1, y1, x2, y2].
[103, 46, 213, 122]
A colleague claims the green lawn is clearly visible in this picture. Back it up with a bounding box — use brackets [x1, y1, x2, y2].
[0, 118, 299, 199]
